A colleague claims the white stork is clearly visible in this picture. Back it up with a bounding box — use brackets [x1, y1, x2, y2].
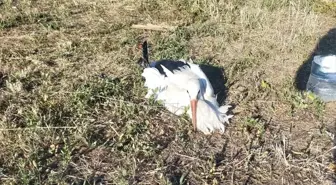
[138, 41, 233, 134]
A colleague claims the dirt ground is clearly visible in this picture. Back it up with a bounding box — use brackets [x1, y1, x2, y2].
[1, 0, 336, 184]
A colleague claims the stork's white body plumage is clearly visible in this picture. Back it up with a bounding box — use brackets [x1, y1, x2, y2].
[141, 59, 233, 134]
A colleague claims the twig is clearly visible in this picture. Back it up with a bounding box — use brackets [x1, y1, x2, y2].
[307, 146, 336, 161]
[282, 134, 289, 166]
[65, 175, 85, 181]
[174, 152, 201, 161]
[108, 123, 121, 137]
[131, 24, 177, 31]
[145, 167, 166, 175]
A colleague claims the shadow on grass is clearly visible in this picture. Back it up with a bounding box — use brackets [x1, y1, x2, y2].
[295, 28, 336, 90]
[295, 27, 336, 184]
[198, 63, 228, 105]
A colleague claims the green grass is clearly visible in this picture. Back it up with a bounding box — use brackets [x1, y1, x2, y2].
[0, 0, 336, 184]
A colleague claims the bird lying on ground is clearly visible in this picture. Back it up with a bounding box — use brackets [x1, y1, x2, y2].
[138, 41, 233, 134]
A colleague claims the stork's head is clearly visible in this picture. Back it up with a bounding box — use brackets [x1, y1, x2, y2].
[186, 80, 202, 132]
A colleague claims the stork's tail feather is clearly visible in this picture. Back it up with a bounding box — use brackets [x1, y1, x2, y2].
[220, 114, 233, 124]
[194, 100, 230, 135]
[199, 119, 226, 135]
[218, 105, 231, 114]
[137, 40, 150, 68]
[217, 105, 233, 124]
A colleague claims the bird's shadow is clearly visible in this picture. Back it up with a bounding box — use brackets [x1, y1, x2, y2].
[295, 28, 336, 90]
[198, 63, 228, 105]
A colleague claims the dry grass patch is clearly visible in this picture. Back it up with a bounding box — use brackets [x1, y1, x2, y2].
[0, 0, 336, 184]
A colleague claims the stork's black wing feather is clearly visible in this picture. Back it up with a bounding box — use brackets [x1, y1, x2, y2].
[153, 59, 190, 77]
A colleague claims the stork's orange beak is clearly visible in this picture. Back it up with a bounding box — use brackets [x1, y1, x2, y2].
[190, 99, 197, 131]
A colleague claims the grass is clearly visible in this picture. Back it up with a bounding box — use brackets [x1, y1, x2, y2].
[0, 0, 336, 184]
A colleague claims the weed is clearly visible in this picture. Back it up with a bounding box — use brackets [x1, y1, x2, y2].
[243, 117, 266, 138]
